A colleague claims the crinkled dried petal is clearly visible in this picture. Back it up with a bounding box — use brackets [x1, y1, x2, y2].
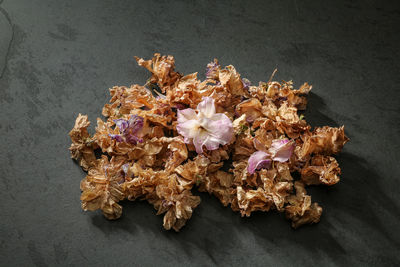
[253, 127, 279, 150]
[205, 148, 229, 163]
[175, 155, 210, 184]
[236, 186, 273, 216]
[301, 155, 341, 185]
[275, 120, 310, 139]
[261, 99, 278, 119]
[234, 134, 255, 159]
[276, 162, 293, 182]
[277, 102, 300, 124]
[155, 175, 201, 231]
[198, 170, 234, 206]
[232, 114, 247, 134]
[248, 85, 266, 100]
[218, 65, 245, 96]
[235, 98, 263, 122]
[266, 81, 281, 98]
[168, 72, 202, 107]
[135, 53, 182, 93]
[285, 181, 322, 228]
[232, 160, 249, 185]
[282, 82, 312, 110]
[258, 168, 293, 211]
[80, 156, 126, 219]
[69, 114, 97, 171]
[298, 126, 349, 159]
[165, 137, 188, 172]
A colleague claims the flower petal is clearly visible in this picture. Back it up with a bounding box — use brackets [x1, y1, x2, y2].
[113, 119, 129, 132]
[125, 134, 143, 145]
[193, 131, 208, 154]
[177, 108, 197, 123]
[127, 115, 144, 134]
[176, 119, 200, 141]
[269, 139, 294, 162]
[109, 134, 124, 142]
[253, 138, 266, 152]
[203, 136, 222, 151]
[122, 163, 129, 175]
[197, 97, 216, 118]
[257, 160, 272, 170]
[204, 113, 233, 145]
[206, 60, 220, 79]
[248, 151, 271, 174]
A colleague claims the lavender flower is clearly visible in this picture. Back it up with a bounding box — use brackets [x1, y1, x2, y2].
[109, 115, 144, 145]
[242, 78, 251, 90]
[206, 61, 220, 79]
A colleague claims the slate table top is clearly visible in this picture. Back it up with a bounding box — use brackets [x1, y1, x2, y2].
[1, 0, 399, 266]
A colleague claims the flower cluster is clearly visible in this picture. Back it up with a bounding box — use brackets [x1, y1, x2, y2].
[69, 53, 348, 231]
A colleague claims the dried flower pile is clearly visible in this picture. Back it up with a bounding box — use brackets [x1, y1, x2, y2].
[69, 53, 349, 231]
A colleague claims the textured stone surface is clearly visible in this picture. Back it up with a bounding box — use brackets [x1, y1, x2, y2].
[0, 0, 399, 266]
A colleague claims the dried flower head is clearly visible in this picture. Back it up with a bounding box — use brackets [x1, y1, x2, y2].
[109, 115, 144, 145]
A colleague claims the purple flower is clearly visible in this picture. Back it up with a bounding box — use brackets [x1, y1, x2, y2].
[109, 115, 144, 145]
[247, 138, 294, 174]
[176, 97, 233, 154]
[206, 61, 220, 79]
[242, 78, 251, 90]
[109, 134, 124, 142]
[114, 119, 129, 132]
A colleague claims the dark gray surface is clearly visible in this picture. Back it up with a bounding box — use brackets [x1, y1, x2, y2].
[1, 0, 399, 266]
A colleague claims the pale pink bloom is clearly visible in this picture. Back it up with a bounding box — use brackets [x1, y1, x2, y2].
[177, 97, 233, 153]
[247, 138, 294, 174]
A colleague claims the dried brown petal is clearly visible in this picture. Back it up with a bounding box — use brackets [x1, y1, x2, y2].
[69, 114, 97, 171]
[175, 155, 210, 185]
[236, 186, 273, 216]
[235, 98, 263, 122]
[298, 126, 349, 159]
[135, 53, 182, 93]
[155, 174, 201, 231]
[80, 156, 126, 219]
[219, 65, 245, 96]
[285, 181, 322, 228]
[301, 155, 341, 185]
[198, 170, 234, 206]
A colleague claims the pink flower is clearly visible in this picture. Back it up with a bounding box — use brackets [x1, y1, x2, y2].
[176, 97, 233, 153]
[247, 138, 294, 174]
[268, 139, 295, 162]
[247, 151, 271, 174]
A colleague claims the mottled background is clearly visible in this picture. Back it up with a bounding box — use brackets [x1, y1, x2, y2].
[1, 0, 399, 266]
